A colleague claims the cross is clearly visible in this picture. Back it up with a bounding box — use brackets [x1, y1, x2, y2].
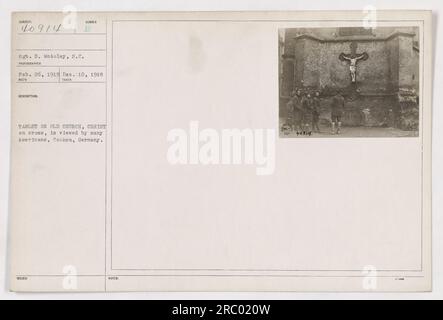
[339, 42, 369, 83]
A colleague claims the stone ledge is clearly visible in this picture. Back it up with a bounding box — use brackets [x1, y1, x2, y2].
[292, 31, 416, 43]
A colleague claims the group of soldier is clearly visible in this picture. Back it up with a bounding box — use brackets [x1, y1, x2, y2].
[285, 89, 345, 135]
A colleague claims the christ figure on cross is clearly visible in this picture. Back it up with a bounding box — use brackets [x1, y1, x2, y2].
[339, 42, 369, 83]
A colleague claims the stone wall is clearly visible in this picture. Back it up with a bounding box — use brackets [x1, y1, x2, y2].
[280, 95, 398, 127]
[279, 27, 420, 129]
[294, 38, 391, 92]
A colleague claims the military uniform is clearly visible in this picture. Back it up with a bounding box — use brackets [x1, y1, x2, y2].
[292, 95, 303, 131]
[331, 95, 344, 123]
[302, 96, 313, 130]
[312, 97, 321, 132]
[331, 94, 345, 134]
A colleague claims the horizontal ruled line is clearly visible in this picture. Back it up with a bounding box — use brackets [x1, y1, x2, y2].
[18, 33, 106, 35]
[16, 65, 106, 68]
[16, 274, 426, 279]
[16, 48, 106, 51]
[16, 81, 106, 84]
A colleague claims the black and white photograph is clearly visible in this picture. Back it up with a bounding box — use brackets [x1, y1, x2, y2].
[279, 26, 420, 137]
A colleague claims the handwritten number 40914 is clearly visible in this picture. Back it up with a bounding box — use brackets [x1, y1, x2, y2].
[21, 23, 62, 33]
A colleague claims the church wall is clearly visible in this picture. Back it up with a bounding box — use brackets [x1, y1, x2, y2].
[298, 38, 321, 88]
[293, 38, 306, 89]
[398, 35, 415, 89]
[387, 37, 400, 91]
[297, 39, 391, 93]
[412, 48, 420, 91]
[280, 59, 295, 97]
[280, 27, 419, 128]
[285, 27, 401, 40]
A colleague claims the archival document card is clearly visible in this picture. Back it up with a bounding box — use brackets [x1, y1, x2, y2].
[9, 11, 432, 292]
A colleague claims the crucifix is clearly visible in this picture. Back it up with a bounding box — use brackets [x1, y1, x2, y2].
[339, 42, 369, 83]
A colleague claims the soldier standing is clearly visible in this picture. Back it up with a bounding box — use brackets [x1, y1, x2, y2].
[312, 91, 321, 133]
[292, 89, 303, 132]
[331, 92, 345, 134]
[302, 93, 313, 133]
[285, 93, 295, 132]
